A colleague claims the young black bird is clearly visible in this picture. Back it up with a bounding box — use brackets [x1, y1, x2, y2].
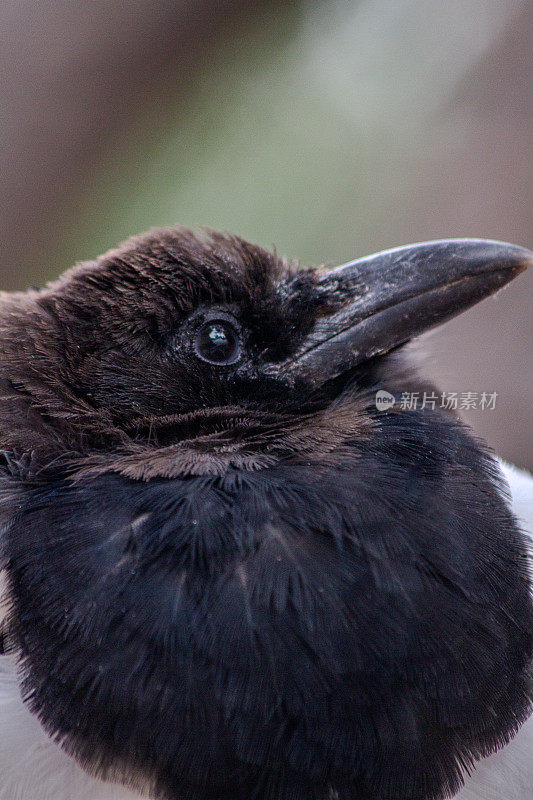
[0, 229, 532, 800]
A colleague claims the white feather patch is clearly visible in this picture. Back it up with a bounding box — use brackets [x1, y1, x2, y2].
[500, 461, 533, 545]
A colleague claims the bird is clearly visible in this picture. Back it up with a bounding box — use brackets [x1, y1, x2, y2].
[0, 228, 531, 800]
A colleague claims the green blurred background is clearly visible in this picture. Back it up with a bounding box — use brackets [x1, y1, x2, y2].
[1, 0, 532, 468]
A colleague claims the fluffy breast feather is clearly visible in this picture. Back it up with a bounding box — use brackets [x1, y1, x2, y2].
[0, 459, 532, 800]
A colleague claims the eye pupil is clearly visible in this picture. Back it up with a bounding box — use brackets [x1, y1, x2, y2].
[195, 320, 241, 365]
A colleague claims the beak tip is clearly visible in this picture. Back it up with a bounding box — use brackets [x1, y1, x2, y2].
[517, 248, 533, 273]
[464, 240, 532, 283]
[497, 244, 532, 283]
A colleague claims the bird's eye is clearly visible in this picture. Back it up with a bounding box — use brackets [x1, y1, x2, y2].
[194, 319, 241, 365]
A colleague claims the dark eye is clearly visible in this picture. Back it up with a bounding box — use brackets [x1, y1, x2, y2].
[194, 319, 241, 365]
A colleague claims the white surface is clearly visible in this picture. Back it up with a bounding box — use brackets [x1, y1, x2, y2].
[0, 657, 142, 800]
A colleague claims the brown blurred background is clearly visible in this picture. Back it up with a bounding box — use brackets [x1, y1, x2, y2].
[1, 0, 531, 468]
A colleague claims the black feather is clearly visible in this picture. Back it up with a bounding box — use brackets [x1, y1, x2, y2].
[0, 228, 531, 800]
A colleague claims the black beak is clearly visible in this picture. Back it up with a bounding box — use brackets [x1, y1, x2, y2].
[279, 238, 531, 384]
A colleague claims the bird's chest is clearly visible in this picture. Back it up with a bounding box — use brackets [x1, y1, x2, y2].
[3, 455, 532, 800]
[5, 467, 389, 704]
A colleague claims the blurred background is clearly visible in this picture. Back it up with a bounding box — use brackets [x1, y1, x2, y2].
[1, 0, 531, 468]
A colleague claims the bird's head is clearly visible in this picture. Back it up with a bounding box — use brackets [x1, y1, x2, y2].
[0, 228, 529, 479]
[0, 229, 531, 800]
